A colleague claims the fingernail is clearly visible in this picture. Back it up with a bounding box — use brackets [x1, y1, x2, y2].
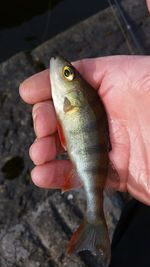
[33, 110, 37, 121]
[33, 113, 39, 136]
[29, 144, 33, 159]
[19, 82, 24, 95]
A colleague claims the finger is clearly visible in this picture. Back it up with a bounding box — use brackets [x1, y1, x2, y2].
[29, 135, 63, 165]
[19, 69, 51, 104]
[73, 56, 117, 89]
[32, 101, 57, 137]
[146, 0, 150, 12]
[31, 160, 72, 188]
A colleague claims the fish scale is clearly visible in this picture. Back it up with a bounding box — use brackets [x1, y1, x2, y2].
[50, 56, 114, 266]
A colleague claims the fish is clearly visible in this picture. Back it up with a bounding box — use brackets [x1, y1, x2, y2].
[50, 56, 113, 266]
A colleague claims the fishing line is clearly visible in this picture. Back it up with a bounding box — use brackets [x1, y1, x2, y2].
[107, 0, 134, 54]
[40, 0, 61, 56]
[113, 0, 145, 55]
[40, 0, 53, 42]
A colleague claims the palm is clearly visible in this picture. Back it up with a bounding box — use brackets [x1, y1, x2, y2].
[20, 55, 150, 205]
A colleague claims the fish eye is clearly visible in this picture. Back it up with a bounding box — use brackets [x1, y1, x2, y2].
[63, 66, 75, 81]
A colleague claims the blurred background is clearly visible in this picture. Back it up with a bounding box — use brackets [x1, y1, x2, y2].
[0, 1, 150, 267]
[0, 0, 109, 62]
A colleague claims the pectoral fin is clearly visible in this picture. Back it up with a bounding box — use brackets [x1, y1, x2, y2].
[57, 120, 67, 151]
[63, 97, 74, 112]
[62, 167, 82, 192]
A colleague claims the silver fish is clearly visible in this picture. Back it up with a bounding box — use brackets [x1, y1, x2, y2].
[50, 56, 113, 266]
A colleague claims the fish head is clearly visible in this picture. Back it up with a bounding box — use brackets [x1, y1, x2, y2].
[50, 56, 85, 116]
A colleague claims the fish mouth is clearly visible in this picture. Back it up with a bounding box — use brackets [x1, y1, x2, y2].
[52, 55, 57, 59]
[50, 55, 58, 61]
[50, 55, 61, 69]
[50, 56, 59, 76]
[50, 55, 70, 67]
[50, 54, 64, 63]
[50, 56, 57, 66]
[50, 55, 68, 77]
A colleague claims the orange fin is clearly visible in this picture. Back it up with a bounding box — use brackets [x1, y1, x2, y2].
[57, 120, 67, 151]
[62, 167, 82, 192]
[67, 219, 111, 266]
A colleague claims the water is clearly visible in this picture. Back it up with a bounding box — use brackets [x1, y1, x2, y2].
[0, 0, 109, 63]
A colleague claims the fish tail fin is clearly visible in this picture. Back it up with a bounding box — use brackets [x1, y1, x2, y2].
[67, 219, 111, 266]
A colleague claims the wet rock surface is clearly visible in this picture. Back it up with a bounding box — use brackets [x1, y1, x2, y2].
[0, 1, 149, 266]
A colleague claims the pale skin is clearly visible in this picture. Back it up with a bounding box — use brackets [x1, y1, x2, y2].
[19, 55, 150, 206]
[146, 0, 150, 11]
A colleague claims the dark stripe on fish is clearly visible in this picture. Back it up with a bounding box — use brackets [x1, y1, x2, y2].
[85, 144, 108, 154]
[70, 118, 103, 136]
[76, 142, 108, 155]
[86, 166, 107, 175]
[81, 120, 99, 132]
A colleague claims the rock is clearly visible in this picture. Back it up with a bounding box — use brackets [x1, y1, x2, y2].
[0, 223, 51, 267]
[0, 1, 149, 266]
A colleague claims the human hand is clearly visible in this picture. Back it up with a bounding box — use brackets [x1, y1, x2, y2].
[19, 55, 150, 205]
[146, 0, 150, 12]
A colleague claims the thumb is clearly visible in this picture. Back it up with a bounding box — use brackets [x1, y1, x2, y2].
[73, 57, 111, 90]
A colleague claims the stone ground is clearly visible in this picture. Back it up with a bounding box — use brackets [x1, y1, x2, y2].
[0, 0, 149, 266]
